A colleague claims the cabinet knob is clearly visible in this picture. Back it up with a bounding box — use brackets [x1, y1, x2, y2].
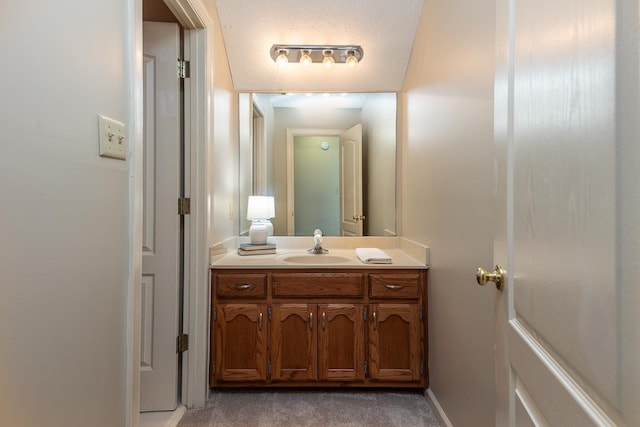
[322, 312, 326, 330]
[258, 312, 263, 331]
[309, 312, 313, 330]
[372, 311, 377, 330]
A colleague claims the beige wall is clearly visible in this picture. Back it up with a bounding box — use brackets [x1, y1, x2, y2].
[0, 1, 130, 425]
[401, 0, 497, 425]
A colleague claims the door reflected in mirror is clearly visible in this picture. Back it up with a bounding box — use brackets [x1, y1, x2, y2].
[239, 93, 397, 237]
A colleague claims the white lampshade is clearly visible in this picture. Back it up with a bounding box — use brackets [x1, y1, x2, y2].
[247, 196, 275, 220]
[247, 196, 275, 244]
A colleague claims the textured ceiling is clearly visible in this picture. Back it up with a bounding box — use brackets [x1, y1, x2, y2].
[214, 0, 424, 93]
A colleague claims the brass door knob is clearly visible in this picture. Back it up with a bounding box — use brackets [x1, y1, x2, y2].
[476, 265, 506, 290]
[353, 214, 366, 222]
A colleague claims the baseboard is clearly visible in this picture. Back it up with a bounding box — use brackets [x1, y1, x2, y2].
[425, 389, 453, 427]
[165, 405, 187, 427]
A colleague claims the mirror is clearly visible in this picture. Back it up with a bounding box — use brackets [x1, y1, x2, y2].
[239, 92, 397, 237]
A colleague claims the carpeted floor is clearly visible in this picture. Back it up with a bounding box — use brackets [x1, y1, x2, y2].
[177, 390, 442, 427]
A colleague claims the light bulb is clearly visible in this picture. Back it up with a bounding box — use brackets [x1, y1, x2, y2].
[346, 50, 359, 68]
[322, 50, 335, 68]
[300, 50, 312, 67]
[276, 50, 288, 67]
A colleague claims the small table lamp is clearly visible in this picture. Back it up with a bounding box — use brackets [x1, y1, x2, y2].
[247, 195, 275, 244]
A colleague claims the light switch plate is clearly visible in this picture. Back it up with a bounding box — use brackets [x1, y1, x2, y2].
[98, 115, 126, 160]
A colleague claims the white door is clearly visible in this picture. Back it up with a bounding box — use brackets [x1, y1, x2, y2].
[140, 21, 181, 412]
[339, 124, 363, 236]
[491, 0, 639, 425]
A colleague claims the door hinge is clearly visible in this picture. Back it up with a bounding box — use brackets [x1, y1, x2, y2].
[419, 307, 424, 321]
[213, 307, 217, 321]
[212, 360, 216, 375]
[178, 197, 191, 215]
[364, 360, 369, 376]
[267, 306, 272, 321]
[267, 359, 272, 376]
[177, 334, 189, 353]
[178, 59, 190, 78]
[420, 360, 424, 376]
[363, 306, 368, 321]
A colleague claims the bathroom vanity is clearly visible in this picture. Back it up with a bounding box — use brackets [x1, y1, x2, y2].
[209, 241, 429, 389]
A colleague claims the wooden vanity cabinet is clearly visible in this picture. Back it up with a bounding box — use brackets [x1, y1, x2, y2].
[367, 272, 424, 382]
[214, 303, 268, 382]
[210, 268, 427, 389]
[270, 303, 365, 382]
[318, 303, 365, 381]
[271, 303, 317, 381]
[368, 303, 422, 382]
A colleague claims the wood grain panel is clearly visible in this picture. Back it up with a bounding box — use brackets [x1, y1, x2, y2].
[272, 272, 364, 297]
[215, 303, 267, 382]
[318, 304, 365, 381]
[271, 304, 317, 381]
[369, 272, 420, 299]
[215, 273, 266, 298]
[369, 304, 421, 382]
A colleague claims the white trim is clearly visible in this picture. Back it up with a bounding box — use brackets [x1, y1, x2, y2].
[181, 27, 193, 404]
[425, 389, 453, 427]
[163, 1, 206, 29]
[509, 320, 620, 426]
[285, 128, 345, 236]
[128, 0, 213, 420]
[161, 0, 214, 410]
[184, 24, 212, 410]
[126, 0, 144, 425]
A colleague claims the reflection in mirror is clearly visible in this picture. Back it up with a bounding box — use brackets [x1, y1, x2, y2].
[239, 93, 397, 237]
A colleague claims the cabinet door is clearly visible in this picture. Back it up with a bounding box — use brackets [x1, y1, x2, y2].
[215, 303, 267, 382]
[369, 304, 422, 382]
[271, 304, 317, 381]
[318, 304, 365, 381]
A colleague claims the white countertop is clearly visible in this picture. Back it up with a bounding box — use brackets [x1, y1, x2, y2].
[210, 237, 429, 269]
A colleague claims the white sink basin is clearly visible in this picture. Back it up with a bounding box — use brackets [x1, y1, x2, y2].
[282, 254, 352, 264]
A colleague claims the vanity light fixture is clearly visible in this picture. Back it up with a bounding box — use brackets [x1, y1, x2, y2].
[322, 50, 335, 68]
[299, 49, 312, 67]
[275, 49, 289, 67]
[270, 44, 363, 68]
[345, 50, 359, 68]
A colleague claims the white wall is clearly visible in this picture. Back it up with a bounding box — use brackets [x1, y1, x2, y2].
[238, 93, 252, 235]
[206, 3, 238, 246]
[361, 93, 397, 236]
[270, 107, 361, 235]
[252, 93, 275, 196]
[0, 1, 130, 426]
[401, 0, 497, 426]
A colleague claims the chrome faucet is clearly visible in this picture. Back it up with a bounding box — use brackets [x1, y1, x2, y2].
[308, 228, 328, 254]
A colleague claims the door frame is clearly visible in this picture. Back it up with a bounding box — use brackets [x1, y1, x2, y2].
[286, 128, 345, 235]
[127, 0, 213, 424]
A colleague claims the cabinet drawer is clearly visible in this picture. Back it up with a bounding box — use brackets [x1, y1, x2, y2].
[272, 273, 364, 297]
[369, 273, 420, 299]
[215, 273, 266, 298]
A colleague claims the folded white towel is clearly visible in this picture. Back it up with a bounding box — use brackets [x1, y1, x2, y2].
[355, 248, 392, 264]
